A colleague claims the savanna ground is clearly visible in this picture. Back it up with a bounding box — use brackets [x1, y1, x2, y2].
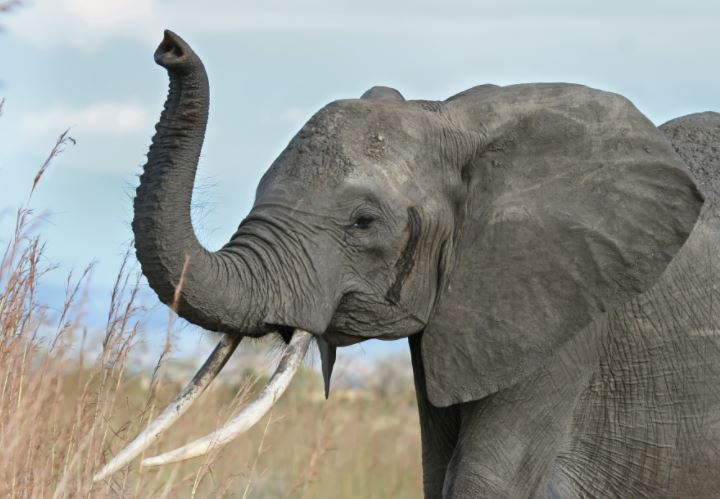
[0, 115, 422, 498]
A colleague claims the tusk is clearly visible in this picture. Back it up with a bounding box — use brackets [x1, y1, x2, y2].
[317, 337, 336, 399]
[142, 329, 313, 466]
[93, 334, 241, 482]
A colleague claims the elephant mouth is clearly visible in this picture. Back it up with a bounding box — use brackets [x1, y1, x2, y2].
[269, 323, 362, 349]
[324, 291, 427, 344]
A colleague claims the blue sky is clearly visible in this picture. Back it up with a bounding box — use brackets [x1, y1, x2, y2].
[1, 0, 719, 367]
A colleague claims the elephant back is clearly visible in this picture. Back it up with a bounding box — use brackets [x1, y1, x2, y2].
[661, 112, 720, 199]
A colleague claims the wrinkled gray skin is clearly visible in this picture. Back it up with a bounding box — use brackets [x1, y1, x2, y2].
[134, 31, 720, 497]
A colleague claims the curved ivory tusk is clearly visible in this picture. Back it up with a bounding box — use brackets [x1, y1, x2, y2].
[93, 334, 241, 482]
[141, 329, 313, 466]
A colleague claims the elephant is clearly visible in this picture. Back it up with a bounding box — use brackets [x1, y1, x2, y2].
[94, 30, 720, 498]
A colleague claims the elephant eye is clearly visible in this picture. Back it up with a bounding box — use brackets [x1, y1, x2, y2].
[353, 214, 376, 230]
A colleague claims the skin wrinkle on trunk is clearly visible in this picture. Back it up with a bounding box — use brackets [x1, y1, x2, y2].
[225, 203, 338, 336]
[229, 226, 305, 319]
[249, 220, 309, 297]
[234, 207, 325, 289]
[132, 31, 269, 335]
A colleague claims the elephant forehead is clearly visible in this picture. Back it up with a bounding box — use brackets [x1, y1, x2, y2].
[267, 133, 357, 188]
[261, 102, 409, 189]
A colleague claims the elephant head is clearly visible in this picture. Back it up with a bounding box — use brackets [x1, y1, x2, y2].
[95, 31, 703, 480]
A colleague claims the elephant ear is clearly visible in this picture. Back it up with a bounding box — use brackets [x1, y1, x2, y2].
[422, 84, 704, 407]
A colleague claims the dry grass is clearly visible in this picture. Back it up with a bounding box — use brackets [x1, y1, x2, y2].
[0, 133, 422, 498]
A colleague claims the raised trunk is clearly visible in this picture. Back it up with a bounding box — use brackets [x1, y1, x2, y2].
[132, 30, 266, 335]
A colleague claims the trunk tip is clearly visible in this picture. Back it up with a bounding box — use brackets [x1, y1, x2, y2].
[154, 29, 198, 73]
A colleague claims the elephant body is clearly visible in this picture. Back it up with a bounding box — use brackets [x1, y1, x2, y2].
[413, 113, 720, 498]
[108, 32, 719, 499]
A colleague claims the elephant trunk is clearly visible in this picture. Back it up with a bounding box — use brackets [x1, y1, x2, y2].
[132, 30, 267, 335]
[94, 31, 320, 482]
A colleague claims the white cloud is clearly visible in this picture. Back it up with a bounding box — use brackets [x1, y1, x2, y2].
[6, 0, 160, 50]
[9, 0, 719, 51]
[19, 101, 152, 137]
